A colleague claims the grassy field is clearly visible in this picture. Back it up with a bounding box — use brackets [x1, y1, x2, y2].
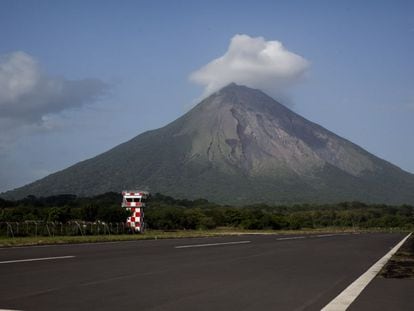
[0, 227, 409, 247]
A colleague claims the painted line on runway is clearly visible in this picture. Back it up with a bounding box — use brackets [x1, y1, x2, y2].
[175, 240, 251, 249]
[314, 233, 349, 238]
[277, 233, 349, 241]
[0, 255, 75, 264]
[321, 232, 412, 311]
[276, 236, 306, 241]
[315, 234, 338, 238]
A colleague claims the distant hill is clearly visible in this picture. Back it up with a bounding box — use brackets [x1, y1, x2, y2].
[3, 83, 414, 204]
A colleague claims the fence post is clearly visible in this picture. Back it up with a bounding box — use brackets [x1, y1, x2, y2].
[1, 221, 138, 237]
[46, 223, 51, 237]
[6, 222, 14, 238]
[74, 221, 84, 236]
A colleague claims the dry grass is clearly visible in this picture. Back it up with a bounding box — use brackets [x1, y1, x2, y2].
[0, 227, 408, 248]
[379, 234, 414, 279]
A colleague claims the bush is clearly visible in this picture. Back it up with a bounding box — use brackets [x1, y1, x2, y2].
[0, 193, 413, 232]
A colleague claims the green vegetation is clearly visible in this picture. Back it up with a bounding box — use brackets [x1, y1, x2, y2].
[0, 193, 128, 223]
[1, 192, 413, 236]
[146, 194, 414, 230]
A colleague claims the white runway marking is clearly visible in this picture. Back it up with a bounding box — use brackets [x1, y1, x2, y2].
[321, 232, 412, 311]
[276, 236, 306, 241]
[175, 241, 251, 249]
[315, 234, 338, 238]
[277, 233, 349, 241]
[0, 255, 75, 264]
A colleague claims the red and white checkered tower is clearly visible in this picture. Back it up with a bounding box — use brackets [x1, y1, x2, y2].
[122, 190, 150, 233]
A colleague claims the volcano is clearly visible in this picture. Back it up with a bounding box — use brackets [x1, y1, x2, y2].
[3, 83, 414, 204]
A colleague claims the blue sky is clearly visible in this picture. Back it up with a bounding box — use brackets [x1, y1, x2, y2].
[0, 0, 413, 192]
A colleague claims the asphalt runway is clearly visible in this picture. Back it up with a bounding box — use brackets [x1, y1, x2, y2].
[0, 233, 410, 311]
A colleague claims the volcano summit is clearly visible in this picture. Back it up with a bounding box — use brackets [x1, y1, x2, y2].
[3, 84, 414, 204]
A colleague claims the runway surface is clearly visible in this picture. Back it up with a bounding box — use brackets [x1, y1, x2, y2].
[0, 232, 411, 310]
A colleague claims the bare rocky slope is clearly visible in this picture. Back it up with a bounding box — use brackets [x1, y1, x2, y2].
[3, 83, 414, 204]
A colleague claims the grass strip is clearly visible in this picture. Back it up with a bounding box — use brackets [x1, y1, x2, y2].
[0, 227, 409, 248]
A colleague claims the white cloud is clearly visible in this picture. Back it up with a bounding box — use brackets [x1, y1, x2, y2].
[0, 51, 108, 125]
[190, 34, 310, 98]
[0, 51, 109, 156]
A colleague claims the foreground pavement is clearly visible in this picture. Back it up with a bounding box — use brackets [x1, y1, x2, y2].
[349, 277, 414, 310]
[0, 233, 411, 310]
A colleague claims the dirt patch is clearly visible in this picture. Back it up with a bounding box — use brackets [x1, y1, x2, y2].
[379, 234, 414, 279]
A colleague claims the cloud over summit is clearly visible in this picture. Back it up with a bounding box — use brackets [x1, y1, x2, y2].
[190, 34, 309, 98]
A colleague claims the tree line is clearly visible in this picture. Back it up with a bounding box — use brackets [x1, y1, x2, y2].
[1, 192, 413, 230]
